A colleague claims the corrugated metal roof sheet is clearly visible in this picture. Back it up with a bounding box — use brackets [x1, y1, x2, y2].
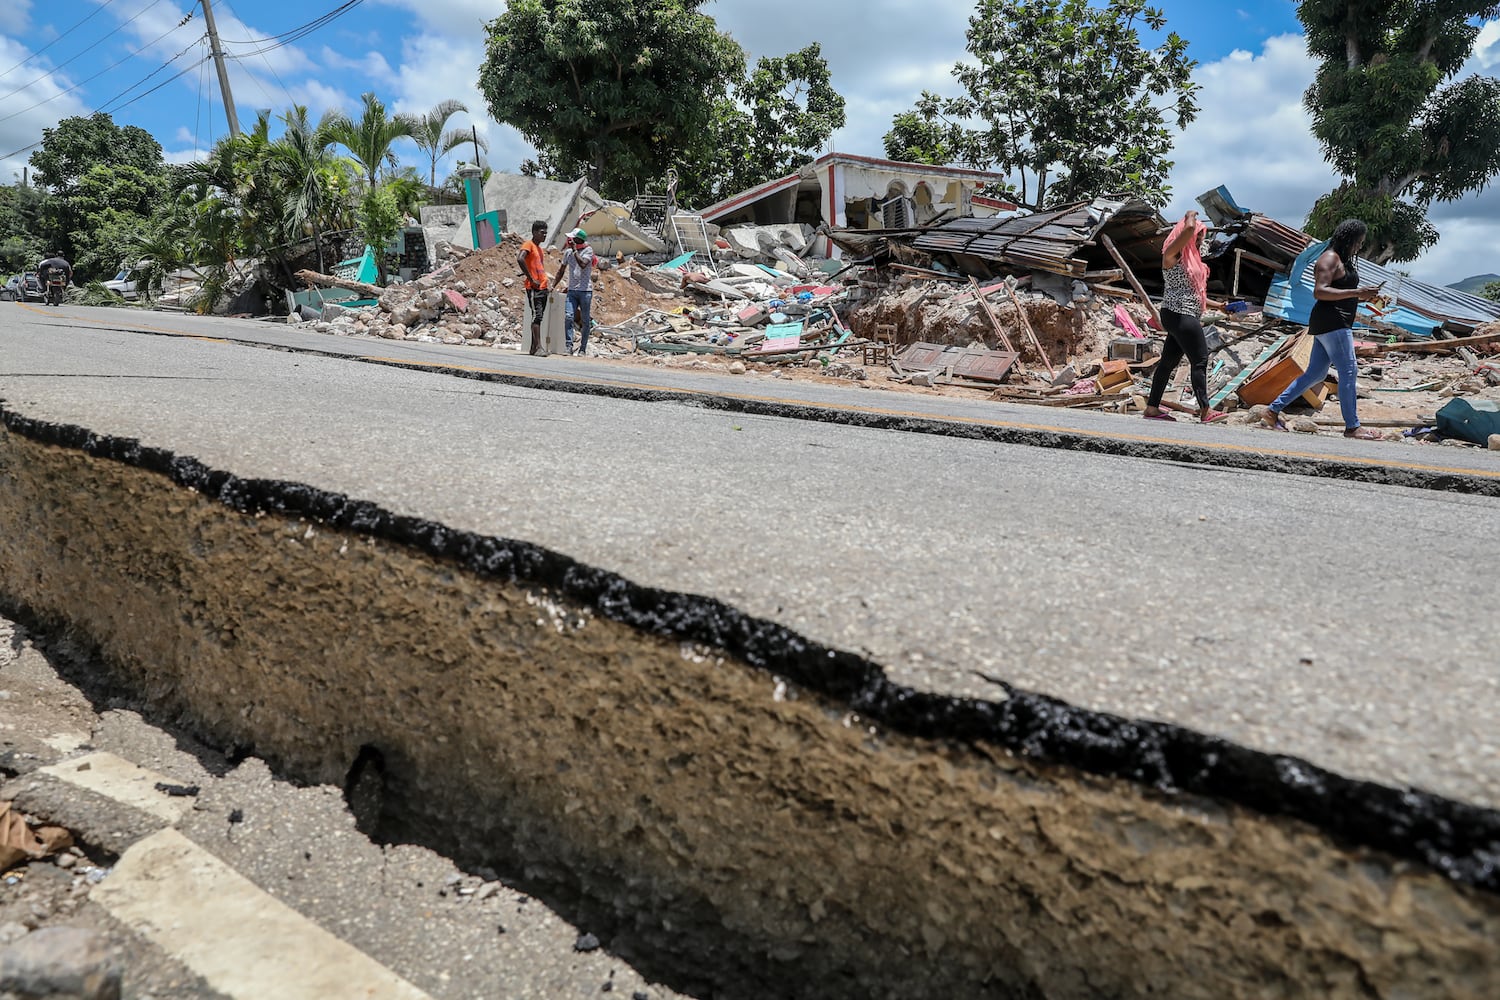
[1264, 239, 1500, 335]
[910, 197, 1165, 277]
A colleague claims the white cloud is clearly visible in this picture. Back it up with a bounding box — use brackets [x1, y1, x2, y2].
[385, 31, 530, 182]
[368, 0, 497, 37]
[291, 79, 353, 118]
[0, 33, 91, 181]
[318, 46, 395, 83]
[1163, 34, 1337, 227]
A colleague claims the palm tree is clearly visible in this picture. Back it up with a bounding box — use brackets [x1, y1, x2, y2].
[326, 93, 418, 189]
[268, 104, 341, 270]
[410, 98, 487, 191]
[385, 167, 427, 219]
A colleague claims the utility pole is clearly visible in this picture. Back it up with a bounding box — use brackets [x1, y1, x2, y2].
[200, 0, 240, 137]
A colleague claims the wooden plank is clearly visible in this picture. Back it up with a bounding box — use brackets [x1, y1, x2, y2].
[968, 276, 1019, 355]
[951, 349, 1020, 383]
[1099, 234, 1161, 328]
[896, 342, 952, 369]
[1003, 281, 1056, 379]
[1366, 329, 1500, 355]
[1208, 334, 1290, 407]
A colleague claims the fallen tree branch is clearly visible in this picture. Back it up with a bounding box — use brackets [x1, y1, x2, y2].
[294, 269, 384, 298]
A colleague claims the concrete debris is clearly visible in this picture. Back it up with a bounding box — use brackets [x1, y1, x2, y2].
[275, 176, 1500, 441]
[0, 926, 123, 1000]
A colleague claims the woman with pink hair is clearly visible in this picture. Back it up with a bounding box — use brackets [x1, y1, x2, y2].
[1142, 209, 1227, 423]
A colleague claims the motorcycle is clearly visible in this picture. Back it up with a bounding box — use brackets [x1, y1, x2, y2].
[45, 275, 66, 306]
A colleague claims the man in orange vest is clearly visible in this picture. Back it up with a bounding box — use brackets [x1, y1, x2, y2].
[517, 220, 551, 354]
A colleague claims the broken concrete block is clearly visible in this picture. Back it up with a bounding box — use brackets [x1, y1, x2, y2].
[444, 289, 469, 313]
[1489, 434, 1500, 451]
[736, 305, 768, 327]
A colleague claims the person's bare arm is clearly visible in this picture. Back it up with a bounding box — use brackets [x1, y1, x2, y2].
[1312, 250, 1380, 302]
[1161, 211, 1200, 269]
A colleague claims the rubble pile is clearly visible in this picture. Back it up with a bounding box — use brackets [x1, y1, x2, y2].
[280, 176, 1500, 444]
[296, 237, 675, 347]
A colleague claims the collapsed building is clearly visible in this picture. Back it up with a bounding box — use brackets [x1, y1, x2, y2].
[290, 157, 1500, 446]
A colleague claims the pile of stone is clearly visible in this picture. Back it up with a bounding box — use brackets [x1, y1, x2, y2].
[294, 254, 527, 347]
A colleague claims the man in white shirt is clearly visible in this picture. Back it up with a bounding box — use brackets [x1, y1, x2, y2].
[554, 228, 605, 355]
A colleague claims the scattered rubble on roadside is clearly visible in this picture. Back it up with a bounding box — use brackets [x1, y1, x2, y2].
[285, 181, 1500, 449]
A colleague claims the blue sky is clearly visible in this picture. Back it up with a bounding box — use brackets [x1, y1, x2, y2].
[3, 1, 1498, 282]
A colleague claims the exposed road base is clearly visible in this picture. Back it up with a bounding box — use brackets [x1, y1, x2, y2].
[2, 412, 1498, 998]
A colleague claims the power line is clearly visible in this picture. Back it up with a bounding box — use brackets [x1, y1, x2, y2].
[0, 0, 173, 105]
[102, 53, 212, 116]
[98, 35, 211, 116]
[0, 0, 123, 79]
[222, 0, 297, 110]
[0, 17, 207, 126]
[219, 0, 365, 55]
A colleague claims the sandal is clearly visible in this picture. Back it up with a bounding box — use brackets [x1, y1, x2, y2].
[1200, 409, 1229, 424]
[1144, 411, 1177, 422]
[1261, 413, 1289, 432]
[1344, 426, 1381, 440]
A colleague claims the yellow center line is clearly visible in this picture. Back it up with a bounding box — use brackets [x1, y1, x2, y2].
[382, 361, 1500, 481]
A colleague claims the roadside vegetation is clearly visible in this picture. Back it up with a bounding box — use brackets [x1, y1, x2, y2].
[4, 0, 1498, 311]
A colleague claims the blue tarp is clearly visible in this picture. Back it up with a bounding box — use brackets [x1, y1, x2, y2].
[1264, 238, 1500, 338]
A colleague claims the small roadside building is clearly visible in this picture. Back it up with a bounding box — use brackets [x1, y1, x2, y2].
[696, 152, 1015, 257]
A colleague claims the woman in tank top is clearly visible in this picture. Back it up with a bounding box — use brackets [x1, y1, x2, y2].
[1260, 218, 1383, 439]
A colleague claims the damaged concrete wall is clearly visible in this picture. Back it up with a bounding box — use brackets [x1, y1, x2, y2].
[447, 174, 589, 250]
[0, 424, 1497, 1000]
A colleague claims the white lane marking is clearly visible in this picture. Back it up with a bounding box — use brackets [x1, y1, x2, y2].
[93, 828, 432, 1000]
[37, 752, 191, 822]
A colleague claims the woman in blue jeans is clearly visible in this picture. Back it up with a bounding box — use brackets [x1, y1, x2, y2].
[1261, 218, 1383, 440]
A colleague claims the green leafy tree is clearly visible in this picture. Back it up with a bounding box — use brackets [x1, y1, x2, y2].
[0, 182, 46, 273]
[357, 185, 402, 286]
[411, 99, 487, 191]
[1299, 1, 1500, 263]
[327, 93, 418, 189]
[677, 43, 846, 206]
[27, 112, 167, 278]
[478, 0, 744, 196]
[55, 163, 168, 278]
[1480, 280, 1500, 302]
[385, 168, 427, 218]
[265, 105, 344, 271]
[739, 44, 844, 184]
[883, 91, 988, 168]
[29, 112, 163, 192]
[884, 0, 1197, 208]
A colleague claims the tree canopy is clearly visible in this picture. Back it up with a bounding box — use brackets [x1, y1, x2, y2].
[478, 0, 745, 197]
[23, 112, 167, 279]
[1298, 0, 1500, 263]
[676, 43, 846, 207]
[327, 93, 418, 188]
[29, 112, 163, 193]
[883, 0, 1197, 208]
[412, 99, 487, 190]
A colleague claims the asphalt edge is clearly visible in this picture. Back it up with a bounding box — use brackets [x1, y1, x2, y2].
[63, 321, 1500, 498]
[2, 401, 1497, 896]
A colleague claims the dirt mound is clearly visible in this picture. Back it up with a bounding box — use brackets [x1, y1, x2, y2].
[453, 239, 669, 326]
[848, 278, 1132, 367]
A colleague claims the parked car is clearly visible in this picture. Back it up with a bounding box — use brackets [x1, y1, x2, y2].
[104, 260, 153, 300]
[18, 271, 45, 302]
[0, 275, 21, 301]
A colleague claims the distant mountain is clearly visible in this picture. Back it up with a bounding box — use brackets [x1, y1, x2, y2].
[1449, 273, 1500, 295]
